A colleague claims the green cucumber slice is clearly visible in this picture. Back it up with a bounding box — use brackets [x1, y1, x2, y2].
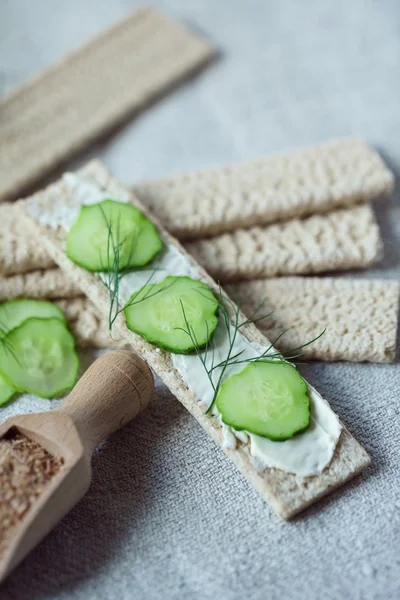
[0, 299, 66, 338]
[0, 374, 16, 406]
[66, 199, 163, 272]
[124, 276, 219, 354]
[216, 361, 311, 441]
[0, 318, 79, 399]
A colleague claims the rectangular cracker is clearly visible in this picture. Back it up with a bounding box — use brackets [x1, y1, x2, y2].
[187, 204, 383, 282]
[0, 269, 80, 301]
[0, 202, 382, 281]
[0, 8, 213, 203]
[18, 161, 370, 519]
[231, 277, 400, 363]
[134, 137, 393, 240]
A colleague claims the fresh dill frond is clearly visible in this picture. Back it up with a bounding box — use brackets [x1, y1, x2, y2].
[97, 207, 124, 335]
[179, 283, 325, 415]
[99, 206, 147, 336]
[99, 210, 173, 337]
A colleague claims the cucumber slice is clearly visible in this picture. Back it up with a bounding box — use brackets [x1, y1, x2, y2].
[0, 318, 79, 399]
[0, 299, 66, 338]
[0, 374, 16, 406]
[124, 276, 219, 354]
[66, 199, 163, 272]
[216, 361, 310, 441]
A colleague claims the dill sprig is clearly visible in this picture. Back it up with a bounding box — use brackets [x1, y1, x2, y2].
[99, 210, 174, 337]
[179, 283, 325, 414]
[99, 207, 138, 335]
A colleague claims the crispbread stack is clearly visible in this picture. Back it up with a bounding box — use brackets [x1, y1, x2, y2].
[0, 139, 397, 363]
[134, 137, 393, 239]
[18, 160, 371, 519]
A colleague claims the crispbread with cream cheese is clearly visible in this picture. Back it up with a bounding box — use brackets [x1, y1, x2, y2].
[18, 161, 370, 519]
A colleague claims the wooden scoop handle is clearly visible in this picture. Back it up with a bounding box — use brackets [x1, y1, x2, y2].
[55, 351, 153, 454]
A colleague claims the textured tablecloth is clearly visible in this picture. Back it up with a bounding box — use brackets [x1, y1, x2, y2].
[0, 1, 399, 599]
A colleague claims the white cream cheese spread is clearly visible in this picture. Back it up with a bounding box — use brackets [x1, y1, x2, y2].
[26, 174, 131, 231]
[26, 174, 342, 476]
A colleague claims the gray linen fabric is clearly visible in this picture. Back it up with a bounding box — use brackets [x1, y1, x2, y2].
[0, 1, 399, 599]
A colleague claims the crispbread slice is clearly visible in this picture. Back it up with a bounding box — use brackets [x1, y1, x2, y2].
[0, 269, 79, 301]
[0, 202, 382, 280]
[134, 137, 393, 240]
[3, 272, 397, 363]
[231, 277, 400, 363]
[187, 205, 382, 282]
[18, 161, 370, 519]
[0, 8, 213, 203]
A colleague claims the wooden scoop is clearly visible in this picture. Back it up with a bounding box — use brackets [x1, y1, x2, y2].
[0, 350, 153, 583]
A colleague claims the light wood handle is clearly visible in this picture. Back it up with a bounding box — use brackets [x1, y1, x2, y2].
[55, 351, 153, 454]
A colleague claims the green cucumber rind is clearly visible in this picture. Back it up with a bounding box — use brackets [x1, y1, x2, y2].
[66, 199, 163, 272]
[124, 275, 219, 355]
[216, 360, 311, 441]
[0, 317, 80, 399]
